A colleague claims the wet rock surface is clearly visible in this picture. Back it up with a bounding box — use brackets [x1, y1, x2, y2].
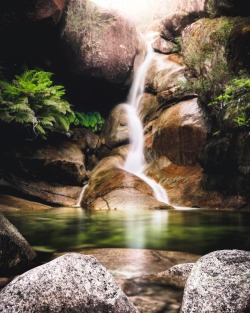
[81, 156, 173, 210]
[145, 156, 248, 209]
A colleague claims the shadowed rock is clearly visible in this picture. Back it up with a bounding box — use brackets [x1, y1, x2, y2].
[0, 213, 36, 275]
[61, 0, 141, 86]
[177, 0, 249, 17]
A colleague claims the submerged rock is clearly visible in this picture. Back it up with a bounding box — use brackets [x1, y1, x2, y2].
[0, 213, 36, 275]
[144, 263, 195, 289]
[0, 253, 138, 313]
[181, 249, 250, 312]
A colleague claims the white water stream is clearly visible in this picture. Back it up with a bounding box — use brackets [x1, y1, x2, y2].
[75, 37, 169, 207]
[123, 39, 169, 204]
[74, 184, 88, 208]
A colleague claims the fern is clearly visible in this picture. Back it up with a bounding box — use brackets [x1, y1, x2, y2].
[70, 111, 105, 132]
[0, 69, 74, 139]
[209, 74, 250, 129]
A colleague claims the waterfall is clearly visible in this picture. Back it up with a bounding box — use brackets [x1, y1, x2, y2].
[123, 39, 169, 204]
[74, 184, 88, 208]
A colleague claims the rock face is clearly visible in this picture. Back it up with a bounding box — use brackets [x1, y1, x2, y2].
[145, 53, 187, 106]
[181, 17, 250, 76]
[0, 195, 52, 212]
[151, 98, 208, 166]
[102, 104, 130, 149]
[0, 213, 36, 275]
[205, 0, 249, 17]
[181, 250, 250, 312]
[5, 140, 87, 185]
[81, 155, 173, 210]
[0, 253, 138, 312]
[3, 175, 82, 207]
[1, 130, 100, 206]
[198, 132, 250, 197]
[61, 0, 141, 85]
[0, 0, 65, 25]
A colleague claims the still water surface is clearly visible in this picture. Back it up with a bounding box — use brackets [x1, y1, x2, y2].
[5, 207, 250, 255]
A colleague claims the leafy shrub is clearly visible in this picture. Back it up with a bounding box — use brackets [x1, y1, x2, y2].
[209, 75, 250, 128]
[0, 70, 73, 139]
[68, 111, 105, 132]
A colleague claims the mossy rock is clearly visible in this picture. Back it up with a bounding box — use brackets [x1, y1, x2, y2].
[181, 17, 250, 77]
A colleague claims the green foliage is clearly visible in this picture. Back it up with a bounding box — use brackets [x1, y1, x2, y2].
[180, 18, 235, 108]
[0, 70, 73, 139]
[69, 111, 105, 133]
[208, 74, 250, 129]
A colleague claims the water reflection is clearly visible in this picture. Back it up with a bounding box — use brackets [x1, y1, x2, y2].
[4, 208, 250, 255]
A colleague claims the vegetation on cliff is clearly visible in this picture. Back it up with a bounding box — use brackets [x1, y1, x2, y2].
[0, 69, 105, 139]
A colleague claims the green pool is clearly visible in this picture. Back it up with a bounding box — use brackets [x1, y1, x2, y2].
[5, 207, 250, 255]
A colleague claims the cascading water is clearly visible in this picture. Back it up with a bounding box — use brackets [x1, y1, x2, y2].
[123, 38, 169, 204]
[74, 184, 88, 208]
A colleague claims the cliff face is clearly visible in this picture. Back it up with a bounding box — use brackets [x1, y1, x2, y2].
[0, 0, 249, 209]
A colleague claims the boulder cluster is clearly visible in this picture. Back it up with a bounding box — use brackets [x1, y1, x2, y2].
[1, 213, 250, 312]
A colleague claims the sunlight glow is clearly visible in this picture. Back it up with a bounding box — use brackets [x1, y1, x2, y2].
[90, 0, 179, 25]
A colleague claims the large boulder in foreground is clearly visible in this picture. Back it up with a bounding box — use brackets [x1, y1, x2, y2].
[0, 213, 36, 275]
[181, 250, 250, 313]
[61, 0, 141, 85]
[0, 253, 138, 313]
